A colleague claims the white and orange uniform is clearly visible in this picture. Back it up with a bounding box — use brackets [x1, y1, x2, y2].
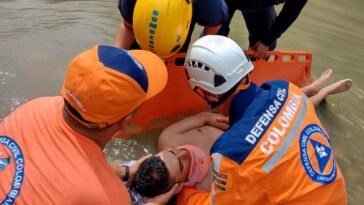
[0, 97, 130, 204]
[178, 81, 347, 205]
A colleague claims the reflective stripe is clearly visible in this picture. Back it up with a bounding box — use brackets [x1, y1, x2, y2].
[213, 153, 222, 171]
[211, 191, 216, 205]
[262, 96, 308, 173]
[211, 153, 223, 205]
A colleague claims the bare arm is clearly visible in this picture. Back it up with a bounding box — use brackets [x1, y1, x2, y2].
[162, 112, 228, 135]
[114, 21, 135, 49]
[159, 112, 228, 149]
[109, 155, 151, 183]
[203, 25, 222, 35]
[109, 163, 127, 181]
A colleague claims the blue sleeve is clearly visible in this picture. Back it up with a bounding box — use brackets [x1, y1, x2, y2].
[118, 0, 136, 24]
[193, 0, 228, 26]
[261, 0, 308, 46]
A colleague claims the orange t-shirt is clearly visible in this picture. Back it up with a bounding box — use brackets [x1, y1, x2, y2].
[0, 96, 130, 204]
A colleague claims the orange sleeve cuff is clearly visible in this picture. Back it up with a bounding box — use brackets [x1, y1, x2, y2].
[177, 187, 210, 205]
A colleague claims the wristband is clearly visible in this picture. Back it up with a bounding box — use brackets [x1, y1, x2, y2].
[122, 165, 129, 182]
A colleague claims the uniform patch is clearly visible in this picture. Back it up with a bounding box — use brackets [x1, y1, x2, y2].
[0, 136, 25, 204]
[299, 124, 336, 184]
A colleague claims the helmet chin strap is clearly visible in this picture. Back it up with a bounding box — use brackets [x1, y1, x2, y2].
[208, 82, 239, 108]
[209, 76, 251, 108]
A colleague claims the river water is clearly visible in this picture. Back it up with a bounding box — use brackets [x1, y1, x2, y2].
[0, 0, 363, 203]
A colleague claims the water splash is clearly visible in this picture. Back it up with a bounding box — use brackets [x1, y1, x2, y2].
[104, 138, 153, 164]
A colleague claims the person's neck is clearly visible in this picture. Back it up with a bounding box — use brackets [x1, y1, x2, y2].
[216, 76, 252, 116]
[62, 107, 114, 149]
[214, 95, 233, 116]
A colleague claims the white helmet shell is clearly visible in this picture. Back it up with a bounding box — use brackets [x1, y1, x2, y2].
[185, 35, 254, 94]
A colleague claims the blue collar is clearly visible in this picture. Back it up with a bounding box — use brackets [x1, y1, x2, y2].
[229, 83, 259, 125]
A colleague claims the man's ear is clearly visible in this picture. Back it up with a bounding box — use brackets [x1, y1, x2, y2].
[110, 116, 130, 137]
[115, 118, 124, 127]
[113, 108, 140, 136]
[117, 111, 136, 129]
[116, 117, 128, 129]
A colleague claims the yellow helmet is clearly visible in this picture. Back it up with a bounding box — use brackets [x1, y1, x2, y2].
[133, 0, 192, 58]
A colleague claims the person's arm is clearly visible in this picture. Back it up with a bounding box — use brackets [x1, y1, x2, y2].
[109, 163, 128, 180]
[115, 21, 135, 49]
[203, 25, 222, 35]
[115, 0, 137, 49]
[196, 0, 228, 37]
[160, 112, 228, 135]
[110, 155, 151, 184]
[255, 0, 308, 58]
[158, 112, 228, 149]
[145, 183, 184, 205]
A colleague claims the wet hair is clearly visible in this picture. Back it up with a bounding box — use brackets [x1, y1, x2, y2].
[130, 156, 175, 198]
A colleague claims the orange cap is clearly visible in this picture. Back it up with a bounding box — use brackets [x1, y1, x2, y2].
[61, 45, 167, 128]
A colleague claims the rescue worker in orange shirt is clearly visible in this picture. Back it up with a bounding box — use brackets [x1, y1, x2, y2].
[178, 35, 347, 204]
[0, 45, 179, 204]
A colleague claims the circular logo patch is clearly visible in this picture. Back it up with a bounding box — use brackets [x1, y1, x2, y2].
[299, 124, 336, 184]
[0, 136, 25, 204]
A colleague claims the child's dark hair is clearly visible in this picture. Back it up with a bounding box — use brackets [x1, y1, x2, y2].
[130, 156, 175, 198]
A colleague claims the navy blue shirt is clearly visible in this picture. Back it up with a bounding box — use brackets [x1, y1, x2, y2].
[118, 0, 228, 27]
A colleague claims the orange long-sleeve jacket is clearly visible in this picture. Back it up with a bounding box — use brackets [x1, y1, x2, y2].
[178, 81, 346, 205]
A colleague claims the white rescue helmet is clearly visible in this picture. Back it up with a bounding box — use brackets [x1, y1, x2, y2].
[185, 35, 254, 95]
